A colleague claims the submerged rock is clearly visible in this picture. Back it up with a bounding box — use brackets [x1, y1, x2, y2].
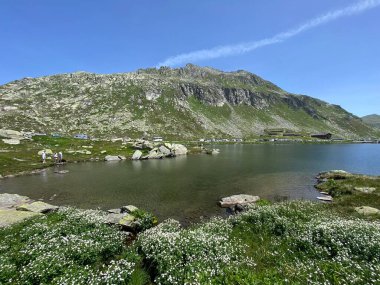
[171, 144, 188, 156]
[219, 194, 260, 208]
[54, 170, 69, 174]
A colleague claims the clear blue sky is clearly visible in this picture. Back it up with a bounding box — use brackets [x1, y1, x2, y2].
[1, 0, 379, 116]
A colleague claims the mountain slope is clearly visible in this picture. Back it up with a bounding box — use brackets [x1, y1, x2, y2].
[362, 114, 380, 129]
[0, 64, 378, 139]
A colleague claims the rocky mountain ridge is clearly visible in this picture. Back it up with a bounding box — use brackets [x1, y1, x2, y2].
[0, 64, 378, 139]
[362, 114, 380, 129]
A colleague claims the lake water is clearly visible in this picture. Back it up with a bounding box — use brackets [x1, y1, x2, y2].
[1, 144, 379, 224]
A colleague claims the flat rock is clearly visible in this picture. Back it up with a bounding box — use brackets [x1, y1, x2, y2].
[355, 206, 380, 216]
[107, 208, 122, 214]
[2, 139, 20, 145]
[0, 209, 42, 227]
[118, 214, 135, 226]
[317, 196, 333, 202]
[354, 187, 376, 194]
[121, 205, 139, 213]
[16, 201, 59, 213]
[105, 213, 136, 226]
[0, 193, 31, 209]
[105, 155, 121, 161]
[0, 129, 23, 140]
[219, 194, 260, 208]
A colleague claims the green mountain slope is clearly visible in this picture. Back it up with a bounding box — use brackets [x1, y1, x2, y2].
[0, 64, 378, 139]
[362, 114, 380, 129]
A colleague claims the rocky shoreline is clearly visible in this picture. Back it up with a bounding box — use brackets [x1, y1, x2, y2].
[0, 193, 157, 236]
[314, 170, 380, 216]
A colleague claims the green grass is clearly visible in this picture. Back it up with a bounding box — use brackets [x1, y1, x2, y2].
[1, 194, 379, 284]
[315, 172, 380, 218]
[0, 208, 150, 285]
[0, 136, 136, 176]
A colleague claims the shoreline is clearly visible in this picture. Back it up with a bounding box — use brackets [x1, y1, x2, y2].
[1, 136, 378, 178]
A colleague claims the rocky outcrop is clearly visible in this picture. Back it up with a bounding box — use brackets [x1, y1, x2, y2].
[133, 143, 187, 160]
[16, 201, 59, 213]
[218, 194, 260, 208]
[0, 194, 57, 227]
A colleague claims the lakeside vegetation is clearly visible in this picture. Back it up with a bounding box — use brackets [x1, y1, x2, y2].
[0, 134, 374, 177]
[1, 173, 379, 284]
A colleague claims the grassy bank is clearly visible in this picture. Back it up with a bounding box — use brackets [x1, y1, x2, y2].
[1, 190, 379, 284]
[1, 140, 380, 284]
[0, 136, 139, 177]
[0, 134, 363, 177]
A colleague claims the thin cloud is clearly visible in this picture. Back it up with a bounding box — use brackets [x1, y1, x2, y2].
[157, 0, 380, 67]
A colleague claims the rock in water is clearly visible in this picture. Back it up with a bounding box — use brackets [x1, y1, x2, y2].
[121, 205, 139, 213]
[158, 145, 171, 156]
[132, 150, 142, 160]
[105, 155, 122, 161]
[147, 149, 163, 159]
[16, 201, 59, 213]
[171, 144, 188, 156]
[0, 193, 31, 209]
[219, 194, 260, 208]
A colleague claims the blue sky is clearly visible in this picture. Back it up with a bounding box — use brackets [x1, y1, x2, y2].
[0, 0, 379, 116]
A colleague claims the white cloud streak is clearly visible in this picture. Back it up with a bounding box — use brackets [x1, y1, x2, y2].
[157, 0, 380, 67]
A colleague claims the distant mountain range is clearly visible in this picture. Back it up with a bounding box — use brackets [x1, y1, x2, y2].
[362, 114, 380, 129]
[0, 64, 378, 139]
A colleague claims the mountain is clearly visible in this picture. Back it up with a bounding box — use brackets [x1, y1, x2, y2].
[362, 114, 380, 129]
[0, 64, 378, 139]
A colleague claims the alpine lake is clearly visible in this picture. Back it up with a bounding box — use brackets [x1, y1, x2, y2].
[1, 143, 379, 224]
